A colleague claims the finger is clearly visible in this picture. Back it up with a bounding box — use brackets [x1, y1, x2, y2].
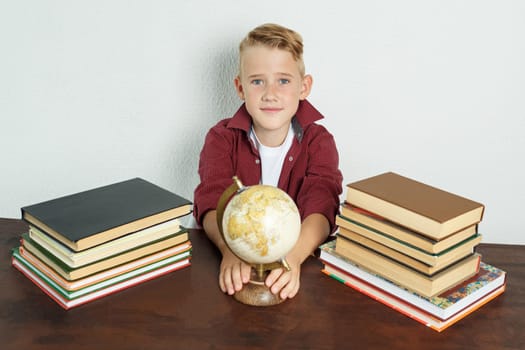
[265, 268, 284, 287]
[219, 274, 226, 294]
[241, 262, 252, 283]
[220, 266, 235, 295]
[231, 262, 244, 292]
[269, 270, 291, 296]
[281, 276, 300, 299]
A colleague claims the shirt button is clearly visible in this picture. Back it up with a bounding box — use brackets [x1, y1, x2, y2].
[288, 156, 294, 162]
[255, 159, 260, 164]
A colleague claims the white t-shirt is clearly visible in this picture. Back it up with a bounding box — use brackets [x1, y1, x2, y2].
[250, 125, 294, 187]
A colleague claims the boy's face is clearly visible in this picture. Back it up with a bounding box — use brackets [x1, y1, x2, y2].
[234, 45, 312, 146]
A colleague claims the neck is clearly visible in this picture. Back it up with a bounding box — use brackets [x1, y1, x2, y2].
[252, 125, 291, 147]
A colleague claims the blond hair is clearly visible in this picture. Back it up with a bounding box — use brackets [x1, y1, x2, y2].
[238, 23, 305, 76]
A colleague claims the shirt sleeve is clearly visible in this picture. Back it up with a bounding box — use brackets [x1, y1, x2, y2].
[296, 126, 343, 233]
[193, 122, 237, 226]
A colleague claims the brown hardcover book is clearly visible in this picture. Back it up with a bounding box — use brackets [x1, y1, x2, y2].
[21, 178, 192, 251]
[345, 172, 484, 240]
[334, 238, 481, 297]
[338, 204, 478, 254]
[336, 229, 481, 274]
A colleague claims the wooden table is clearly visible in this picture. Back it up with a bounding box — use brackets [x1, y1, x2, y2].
[1, 218, 524, 349]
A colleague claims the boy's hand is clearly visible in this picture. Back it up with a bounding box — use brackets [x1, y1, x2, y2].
[263, 213, 330, 300]
[264, 255, 301, 300]
[219, 249, 252, 295]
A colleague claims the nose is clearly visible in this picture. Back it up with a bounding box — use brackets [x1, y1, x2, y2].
[262, 82, 278, 101]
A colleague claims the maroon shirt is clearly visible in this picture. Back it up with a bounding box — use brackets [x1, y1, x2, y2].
[193, 99, 343, 232]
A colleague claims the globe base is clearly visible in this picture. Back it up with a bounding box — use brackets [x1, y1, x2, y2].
[233, 270, 285, 307]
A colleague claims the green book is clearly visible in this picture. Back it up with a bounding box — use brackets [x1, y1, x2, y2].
[21, 230, 189, 280]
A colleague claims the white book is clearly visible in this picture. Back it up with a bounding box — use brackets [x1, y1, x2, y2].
[29, 218, 181, 268]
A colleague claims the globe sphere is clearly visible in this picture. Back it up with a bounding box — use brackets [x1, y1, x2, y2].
[222, 185, 301, 264]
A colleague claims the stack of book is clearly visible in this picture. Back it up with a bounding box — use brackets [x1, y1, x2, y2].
[11, 178, 193, 310]
[320, 172, 507, 332]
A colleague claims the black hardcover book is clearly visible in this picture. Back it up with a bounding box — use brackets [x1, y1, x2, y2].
[22, 178, 192, 251]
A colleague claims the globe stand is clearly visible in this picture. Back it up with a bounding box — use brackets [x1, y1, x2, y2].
[216, 176, 296, 307]
[233, 265, 284, 306]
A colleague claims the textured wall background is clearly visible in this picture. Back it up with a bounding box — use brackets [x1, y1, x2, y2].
[1, 1, 524, 243]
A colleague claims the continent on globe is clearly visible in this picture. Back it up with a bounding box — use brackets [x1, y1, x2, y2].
[222, 185, 301, 264]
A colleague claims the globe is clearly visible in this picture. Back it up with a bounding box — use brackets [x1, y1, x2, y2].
[221, 184, 301, 265]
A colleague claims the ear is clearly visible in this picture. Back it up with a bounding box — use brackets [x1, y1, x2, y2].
[234, 76, 245, 100]
[299, 74, 313, 100]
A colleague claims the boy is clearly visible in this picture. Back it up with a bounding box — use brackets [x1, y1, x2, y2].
[194, 23, 343, 300]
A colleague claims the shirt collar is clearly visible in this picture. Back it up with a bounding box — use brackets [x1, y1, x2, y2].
[226, 99, 324, 142]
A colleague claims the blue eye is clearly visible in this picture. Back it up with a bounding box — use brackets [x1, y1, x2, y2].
[251, 79, 263, 85]
[279, 79, 290, 84]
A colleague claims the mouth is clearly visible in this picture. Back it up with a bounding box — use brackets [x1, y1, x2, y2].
[260, 107, 283, 113]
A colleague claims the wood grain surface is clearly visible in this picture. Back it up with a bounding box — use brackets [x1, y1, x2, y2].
[1, 218, 523, 350]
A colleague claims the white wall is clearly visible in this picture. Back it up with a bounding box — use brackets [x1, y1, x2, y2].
[1, 1, 524, 244]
